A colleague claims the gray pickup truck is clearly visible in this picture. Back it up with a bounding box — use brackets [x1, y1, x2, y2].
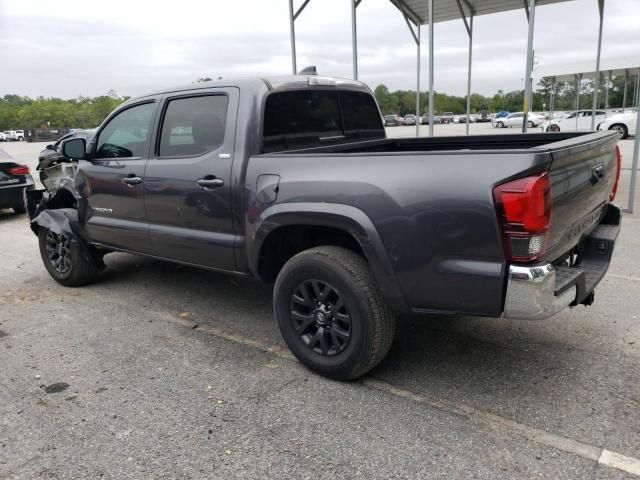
[28, 75, 621, 380]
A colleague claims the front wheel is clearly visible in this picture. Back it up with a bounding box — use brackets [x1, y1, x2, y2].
[526, 121, 534, 128]
[274, 246, 396, 380]
[547, 124, 560, 132]
[38, 227, 103, 287]
[496, 121, 504, 128]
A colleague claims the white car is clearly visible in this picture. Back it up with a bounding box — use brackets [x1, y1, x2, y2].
[597, 111, 637, 139]
[3, 130, 24, 141]
[542, 110, 606, 132]
[494, 112, 544, 128]
[0, 132, 6, 142]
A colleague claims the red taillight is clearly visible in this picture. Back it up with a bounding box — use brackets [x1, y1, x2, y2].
[610, 145, 621, 202]
[493, 172, 552, 263]
[8, 165, 30, 175]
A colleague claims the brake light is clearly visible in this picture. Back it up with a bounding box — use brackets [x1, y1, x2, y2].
[8, 165, 30, 175]
[610, 145, 621, 202]
[493, 172, 552, 263]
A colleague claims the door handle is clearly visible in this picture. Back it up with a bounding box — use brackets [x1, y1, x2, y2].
[196, 177, 224, 189]
[122, 175, 142, 186]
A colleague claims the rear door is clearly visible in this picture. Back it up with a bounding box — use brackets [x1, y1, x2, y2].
[79, 100, 157, 251]
[143, 88, 238, 270]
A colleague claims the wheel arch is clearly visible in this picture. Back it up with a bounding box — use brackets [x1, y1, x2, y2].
[249, 202, 409, 314]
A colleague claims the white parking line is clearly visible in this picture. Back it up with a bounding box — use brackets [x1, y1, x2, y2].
[608, 273, 640, 283]
[165, 313, 640, 477]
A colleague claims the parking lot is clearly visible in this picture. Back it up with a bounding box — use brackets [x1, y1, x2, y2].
[1, 136, 639, 479]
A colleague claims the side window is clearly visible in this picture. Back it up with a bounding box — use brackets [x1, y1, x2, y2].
[96, 102, 155, 159]
[159, 95, 228, 157]
[566, 113, 577, 119]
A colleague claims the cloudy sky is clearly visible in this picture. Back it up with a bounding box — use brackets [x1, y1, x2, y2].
[1, 0, 638, 99]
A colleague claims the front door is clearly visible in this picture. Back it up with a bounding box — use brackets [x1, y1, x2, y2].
[143, 88, 238, 271]
[79, 100, 157, 252]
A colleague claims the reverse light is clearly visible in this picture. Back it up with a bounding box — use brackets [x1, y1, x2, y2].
[610, 145, 621, 202]
[493, 172, 552, 263]
[8, 165, 30, 175]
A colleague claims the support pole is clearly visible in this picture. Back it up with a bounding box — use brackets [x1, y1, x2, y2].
[289, 0, 297, 74]
[628, 77, 640, 214]
[550, 77, 556, 121]
[591, 0, 604, 130]
[416, 25, 421, 137]
[604, 70, 612, 117]
[351, 0, 358, 80]
[428, 0, 434, 137]
[465, 14, 473, 135]
[622, 69, 628, 110]
[522, 0, 536, 133]
[575, 73, 582, 131]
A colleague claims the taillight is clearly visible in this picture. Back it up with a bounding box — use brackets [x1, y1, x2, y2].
[493, 172, 552, 263]
[8, 165, 30, 175]
[610, 145, 621, 202]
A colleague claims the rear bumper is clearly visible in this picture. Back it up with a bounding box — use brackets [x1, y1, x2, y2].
[503, 204, 621, 320]
[0, 176, 34, 208]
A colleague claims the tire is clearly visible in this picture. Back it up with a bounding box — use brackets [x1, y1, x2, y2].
[547, 124, 560, 132]
[38, 227, 102, 287]
[274, 246, 396, 380]
[13, 204, 26, 214]
[609, 124, 628, 139]
[496, 121, 504, 128]
[527, 121, 534, 128]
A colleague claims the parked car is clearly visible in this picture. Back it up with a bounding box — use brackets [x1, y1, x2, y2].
[0, 148, 35, 213]
[420, 114, 441, 125]
[0, 132, 6, 142]
[543, 110, 606, 132]
[441, 112, 455, 124]
[384, 115, 402, 126]
[27, 75, 621, 380]
[495, 111, 510, 119]
[458, 114, 476, 123]
[3, 131, 18, 141]
[15, 130, 25, 141]
[597, 111, 637, 139]
[494, 112, 544, 128]
[403, 114, 416, 126]
[477, 110, 492, 122]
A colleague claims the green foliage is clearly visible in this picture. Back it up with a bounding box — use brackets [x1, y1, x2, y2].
[0, 93, 128, 131]
[372, 79, 637, 116]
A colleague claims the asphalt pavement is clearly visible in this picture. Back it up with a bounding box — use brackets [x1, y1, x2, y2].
[1, 137, 639, 479]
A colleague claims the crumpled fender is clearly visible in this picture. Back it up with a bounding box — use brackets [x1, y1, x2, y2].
[30, 208, 86, 251]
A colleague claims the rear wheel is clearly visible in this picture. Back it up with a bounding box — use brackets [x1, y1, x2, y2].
[274, 246, 396, 380]
[547, 124, 560, 132]
[38, 227, 102, 287]
[526, 121, 534, 128]
[496, 121, 504, 128]
[609, 124, 628, 139]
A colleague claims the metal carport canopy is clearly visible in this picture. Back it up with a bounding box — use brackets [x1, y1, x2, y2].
[388, 0, 570, 25]
[383, 0, 574, 136]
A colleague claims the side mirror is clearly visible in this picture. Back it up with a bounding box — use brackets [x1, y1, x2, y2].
[62, 138, 86, 160]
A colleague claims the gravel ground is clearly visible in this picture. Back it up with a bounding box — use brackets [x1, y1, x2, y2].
[1, 139, 639, 479]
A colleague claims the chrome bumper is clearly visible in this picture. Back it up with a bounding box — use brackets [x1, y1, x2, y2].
[503, 264, 576, 320]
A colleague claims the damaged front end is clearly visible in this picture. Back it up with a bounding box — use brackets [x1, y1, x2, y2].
[27, 160, 96, 263]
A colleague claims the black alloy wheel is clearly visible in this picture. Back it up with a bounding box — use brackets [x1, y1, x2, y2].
[290, 279, 352, 356]
[45, 230, 72, 274]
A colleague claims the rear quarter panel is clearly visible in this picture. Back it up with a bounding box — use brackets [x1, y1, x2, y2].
[245, 150, 550, 316]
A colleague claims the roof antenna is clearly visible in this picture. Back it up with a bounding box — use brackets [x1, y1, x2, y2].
[298, 66, 317, 75]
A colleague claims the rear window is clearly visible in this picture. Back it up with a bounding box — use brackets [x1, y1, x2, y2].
[262, 90, 384, 153]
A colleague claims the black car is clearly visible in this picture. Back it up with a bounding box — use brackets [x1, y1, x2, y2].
[0, 148, 35, 214]
[477, 110, 492, 122]
[384, 115, 401, 126]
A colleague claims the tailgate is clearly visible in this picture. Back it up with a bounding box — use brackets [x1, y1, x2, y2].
[543, 131, 619, 262]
